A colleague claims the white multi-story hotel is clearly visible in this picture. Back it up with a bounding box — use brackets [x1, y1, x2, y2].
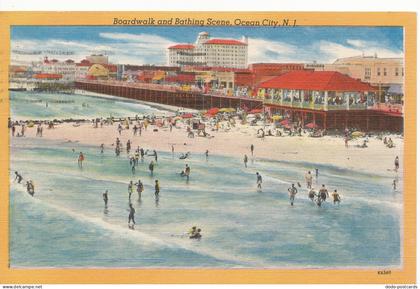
[168, 32, 248, 69]
[32, 57, 77, 82]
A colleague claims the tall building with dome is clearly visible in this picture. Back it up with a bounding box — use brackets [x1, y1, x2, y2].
[167, 32, 248, 69]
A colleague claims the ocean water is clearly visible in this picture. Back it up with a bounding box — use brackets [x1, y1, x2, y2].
[10, 137, 402, 268]
[9, 90, 166, 120]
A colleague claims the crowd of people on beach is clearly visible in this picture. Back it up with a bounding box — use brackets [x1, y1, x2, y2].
[9, 109, 402, 240]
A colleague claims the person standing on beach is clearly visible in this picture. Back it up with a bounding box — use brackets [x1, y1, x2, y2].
[103, 190, 108, 207]
[21, 123, 25, 137]
[250, 144, 254, 156]
[154, 180, 160, 199]
[169, 123, 173, 132]
[133, 125, 138, 136]
[394, 156, 399, 171]
[304, 171, 313, 189]
[118, 124, 123, 136]
[128, 203, 136, 225]
[205, 150, 209, 161]
[11, 124, 16, 137]
[100, 143, 105, 154]
[126, 140, 131, 154]
[256, 172, 262, 190]
[78, 152, 85, 168]
[244, 154, 248, 168]
[171, 145, 175, 158]
[140, 148, 145, 161]
[315, 168, 319, 178]
[288, 184, 298, 206]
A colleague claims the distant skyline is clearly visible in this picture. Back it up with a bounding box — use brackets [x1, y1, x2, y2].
[11, 26, 404, 65]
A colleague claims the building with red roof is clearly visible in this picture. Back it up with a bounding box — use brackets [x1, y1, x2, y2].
[168, 31, 248, 69]
[258, 70, 376, 112]
[203, 39, 247, 46]
[168, 44, 195, 50]
[259, 70, 376, 92]
[33, 73, 63, 80]
[255, 70, 400, 132]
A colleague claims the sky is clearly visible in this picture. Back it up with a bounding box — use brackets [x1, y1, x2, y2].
[10, 26, 404, 65]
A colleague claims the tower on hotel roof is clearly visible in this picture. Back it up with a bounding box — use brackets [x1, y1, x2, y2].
[168, 32, 248, 69]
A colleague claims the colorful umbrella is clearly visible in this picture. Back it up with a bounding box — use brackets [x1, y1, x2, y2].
[207, 107, 219, 115]
[181, 113, 194, 119]
[219, 107, 235, 113]
[351, 131, 365, 138]
[280, 119, 289, 126]
[271, 115, 283, 121]
[249, 108, 263, 114]
[305, 122, 318, 129]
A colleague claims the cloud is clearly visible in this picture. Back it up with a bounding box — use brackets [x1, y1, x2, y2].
[11, 32, 177, 65]
[246, 37, 403, 64]
[247, 38, 298, 63]
[10, 33, 403, 66]
[318, 40, 403, 62]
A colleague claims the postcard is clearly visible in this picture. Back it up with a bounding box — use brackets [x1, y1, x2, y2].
[0, 12, 416, 284]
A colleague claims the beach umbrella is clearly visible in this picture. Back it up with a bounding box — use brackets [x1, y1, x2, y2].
[280, 119, 289, 126]
[207, 107, 219, 115]
[305, 122, 318, 129]
[181, 113, 194, 119]
[351, 131, 365, 138]
[249, 108, 263, 114]
[219, 107, 235, 113]
[271, 115, 283, 121]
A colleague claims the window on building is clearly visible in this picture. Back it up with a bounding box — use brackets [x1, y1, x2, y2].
[395, 67, 399, 76]
[383, 68, 387, 76]
[402, 68, 404, 76]
[364, 68, 371, 80]
[377, 68, 381, 76]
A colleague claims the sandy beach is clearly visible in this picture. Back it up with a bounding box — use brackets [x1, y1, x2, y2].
[15, 118, 403, 178]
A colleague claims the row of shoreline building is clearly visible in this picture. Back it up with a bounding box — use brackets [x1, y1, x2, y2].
[9, 31, 403, 108]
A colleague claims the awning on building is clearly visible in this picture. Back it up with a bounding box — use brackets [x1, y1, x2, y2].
[387, 84, 403, 95]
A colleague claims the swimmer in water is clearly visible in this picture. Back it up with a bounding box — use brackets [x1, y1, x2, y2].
[128, 203, 135, 225]
[190, 228, 202, 239]
[154, 180, 160, 200]
[288, 184, 298, 206]
[128, 181, 134, 200]
[14, 171, 23, 184]
[103, 190, 108, 207]
[308, 188, 316, 202]
[331, 189, 341, 204]
[256, 172, 262, 190]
